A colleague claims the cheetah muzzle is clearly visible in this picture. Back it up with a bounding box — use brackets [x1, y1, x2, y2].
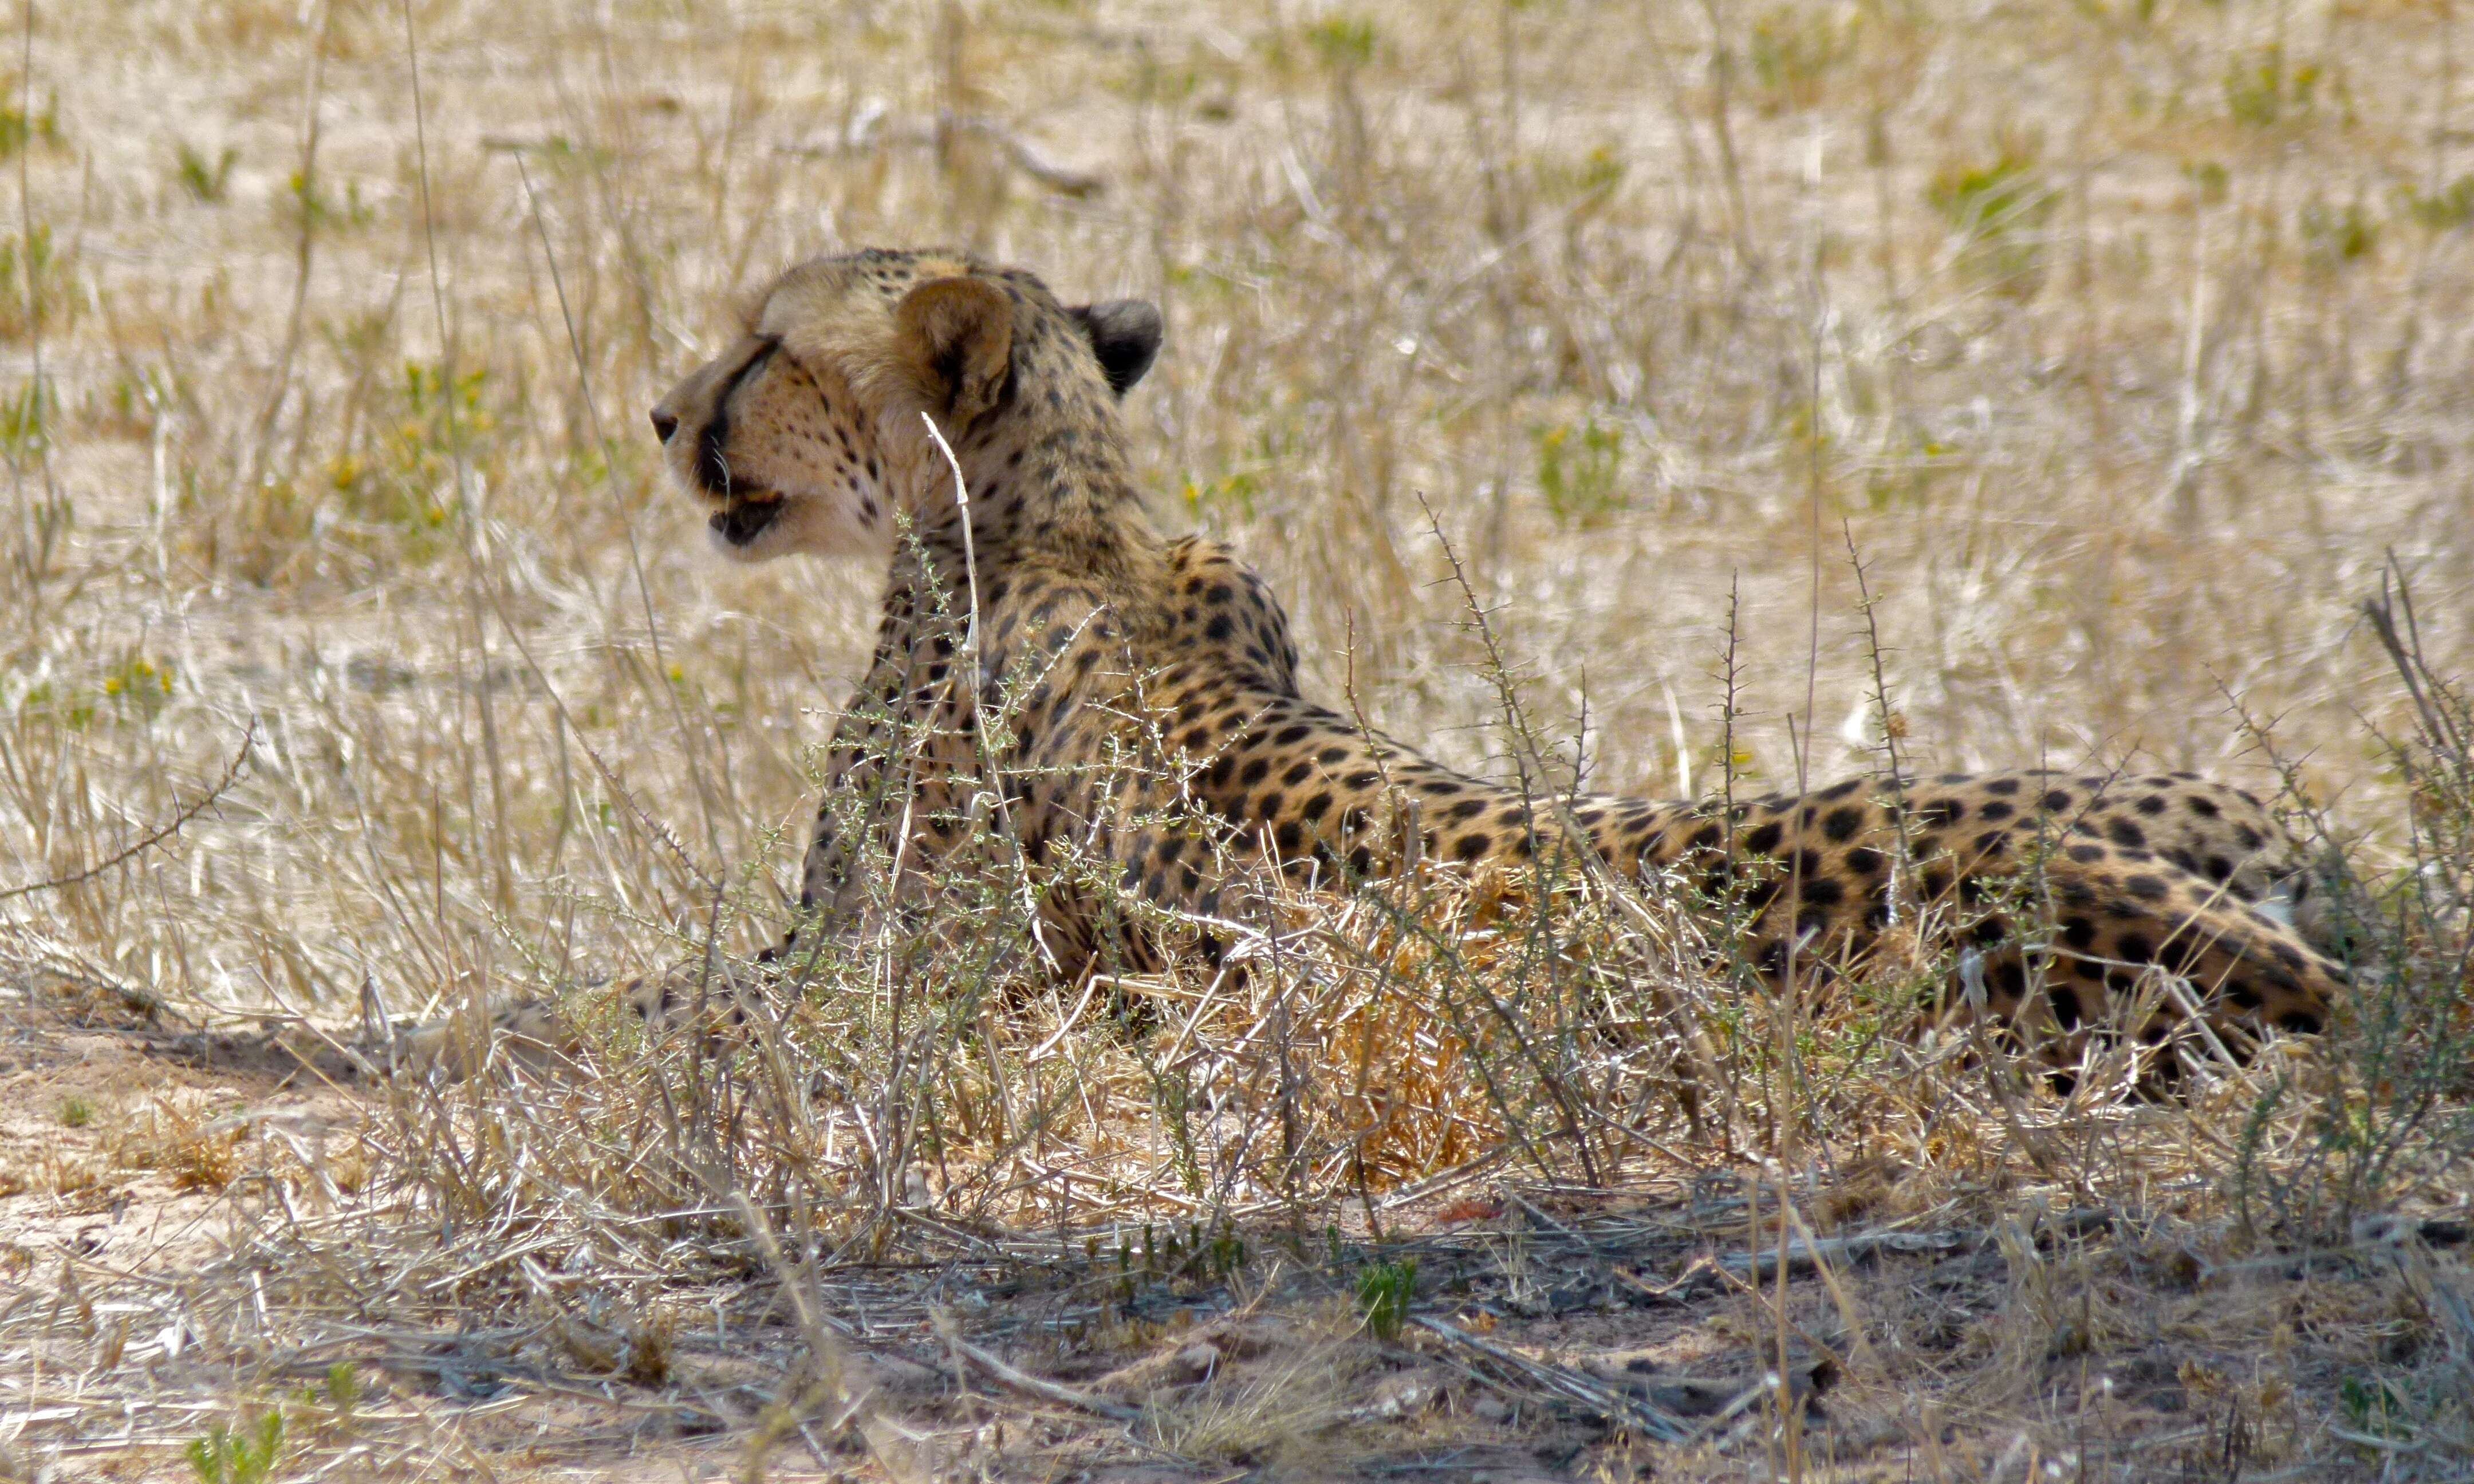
[708, 494, 785, 547]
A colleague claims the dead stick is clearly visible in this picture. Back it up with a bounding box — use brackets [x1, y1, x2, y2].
[929, 1308, 1143, 1422]
[1414, 1316, 1693, 1443]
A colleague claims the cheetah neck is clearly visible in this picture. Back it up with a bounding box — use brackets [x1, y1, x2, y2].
[875, 406, 1172, 621]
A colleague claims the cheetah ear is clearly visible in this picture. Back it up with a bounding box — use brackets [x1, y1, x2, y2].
[1070, 299, 1162, 397]
[894, 276, 1015, 423]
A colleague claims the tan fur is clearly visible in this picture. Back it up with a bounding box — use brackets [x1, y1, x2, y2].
[640, 247, 2340, 1068]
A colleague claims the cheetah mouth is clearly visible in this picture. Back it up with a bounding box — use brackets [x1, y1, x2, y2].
[708, 496, 785, 546]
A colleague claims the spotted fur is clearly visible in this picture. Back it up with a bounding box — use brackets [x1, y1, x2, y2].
[648, 248, 2341, 1057]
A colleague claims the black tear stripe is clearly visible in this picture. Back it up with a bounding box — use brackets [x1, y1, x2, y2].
[696, 341, 778, 496]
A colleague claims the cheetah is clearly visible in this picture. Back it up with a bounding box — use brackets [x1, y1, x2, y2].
[645, 247, 2341, 1057]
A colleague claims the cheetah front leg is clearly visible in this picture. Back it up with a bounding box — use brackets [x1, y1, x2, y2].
[764, 646, 984, 968]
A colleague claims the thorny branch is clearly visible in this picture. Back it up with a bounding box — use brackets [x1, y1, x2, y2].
[0, 720, 256, 905]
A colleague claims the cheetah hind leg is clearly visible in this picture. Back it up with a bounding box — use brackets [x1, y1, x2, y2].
[2016, 854, 2341, 1068]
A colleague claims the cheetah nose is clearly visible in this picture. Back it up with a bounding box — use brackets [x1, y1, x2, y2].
[649, 408, 679, 443]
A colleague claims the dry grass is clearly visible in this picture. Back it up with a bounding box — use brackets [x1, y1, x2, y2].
[2, 0, 2472, 1479]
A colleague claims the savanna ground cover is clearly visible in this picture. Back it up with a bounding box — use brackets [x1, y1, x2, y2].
[1, 0, 2470, 1478]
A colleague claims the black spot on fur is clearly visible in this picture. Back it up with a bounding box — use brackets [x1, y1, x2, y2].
[1917, 797, 1965, 828]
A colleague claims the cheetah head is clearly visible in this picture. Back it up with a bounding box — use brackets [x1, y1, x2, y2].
[649, 248, 1161, 563]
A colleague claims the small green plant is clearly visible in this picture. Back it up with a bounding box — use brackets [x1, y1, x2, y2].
[1536, 143, 1625, 208]
[1864, 429, 1961, 511]
[98, 367, 174, 439]
[1206, 1225, 1247, 1280]
[0, 91, 60, 159]
[283, 169, 372, 232]
[400, 361, 491, 434]
[2232, 566, 2474, 1242]
[103, 656, 176, 718]
[2300, 196, 2378, 271]
[1927, 148, 2054, 295]
[2337, 1373, 2413, 1442]
[1304, 15, 1376, 70]
[1928, 151, 2049, 237]
[1535, 416, 1625, 526]
[320, 360, 499, 555]
[2181, 159, 2231, 206]
[17, 681, 96, 731]
[1354, 1257, 1416, 1341]
[0, 376, 53, 460]
[1748, 4, 1853, 113]
[2225, 45, 2320, 131]
[57, 1096, 92, 1128]
[0, 225, 72, 341]
[2397, 175, 2474, 232]
[184, 1411, 283, 1484]
[176, 143, 238, 203]
[1181, 469, 1262, 519]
